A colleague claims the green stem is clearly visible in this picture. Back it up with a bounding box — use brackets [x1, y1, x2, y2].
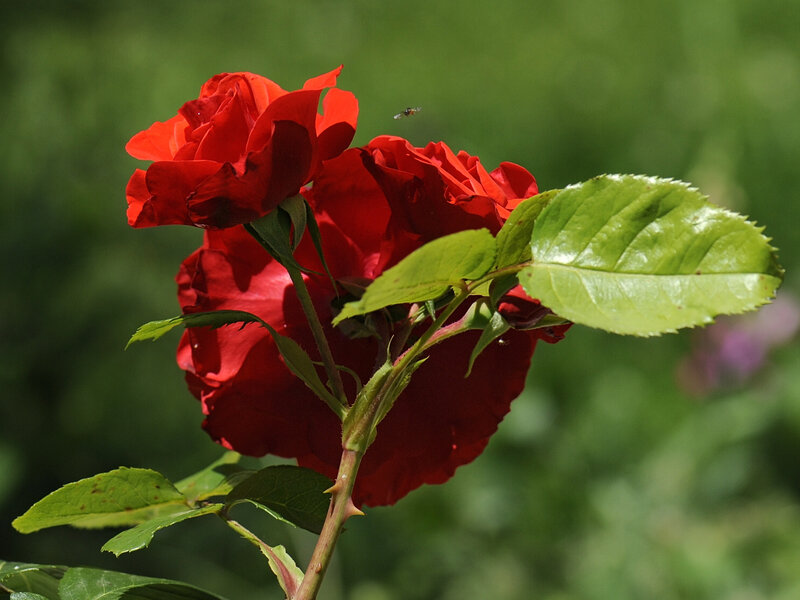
[293, 283, 492, 597]
[397, 262, 532, 358]
[244, 221, 347, 409]
[344, 284, 473, 454]
[293, 449, 364, 600]
[393, 283, 471, 372]
[475, 261, 529, 285]
[284, 265, 347, 407]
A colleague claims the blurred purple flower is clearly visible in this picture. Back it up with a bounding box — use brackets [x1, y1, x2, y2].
[677, 294, 800, 396]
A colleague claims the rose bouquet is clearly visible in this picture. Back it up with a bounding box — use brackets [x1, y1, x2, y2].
[4, 66, 783, 600]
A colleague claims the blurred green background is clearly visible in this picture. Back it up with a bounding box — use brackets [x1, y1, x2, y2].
[2, 1, 799, 598]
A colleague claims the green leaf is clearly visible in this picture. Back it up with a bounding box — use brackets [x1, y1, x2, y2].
[12, 468, 188, 533]
[174, 452, 252, 504]
[260, 545, 304, 600]
[246, 209, 319, 275]
[58, 567, 227, 600]
[495, 190, 556, 268]
[261, 321, 343, 415]
[0, 564, 229, 600]
[520, 175, 783, 336]
[303, 199, 337, 290]
[0, 562, 66, 598]
[126, 310, 262, 348]
[225, 465, 331, 534]
[466, 309, 511, 377]
[219, 521, 303, 597]
[333, 229, 497, 325]
[280, 194, 308, 251]
[488, 273, 518, 309]
[101, 503, 224, 557]
[128, 312, 342, 414]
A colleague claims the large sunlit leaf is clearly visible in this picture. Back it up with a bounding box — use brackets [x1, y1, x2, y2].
[520, 175, 783, 336]
[12, 468, 188, 533]
[333, 229, 496, 324]
[225, 465, 331, 534]
[101, 504, 224, 557]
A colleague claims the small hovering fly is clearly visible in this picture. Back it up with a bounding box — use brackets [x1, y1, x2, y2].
[393, 106, 422, 119]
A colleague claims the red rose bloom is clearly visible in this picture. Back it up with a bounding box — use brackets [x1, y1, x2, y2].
[125, 67, 358, 229]
[308, 135, 540, 275]
[177, 136, 567, 506]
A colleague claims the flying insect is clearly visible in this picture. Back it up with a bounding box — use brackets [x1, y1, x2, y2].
[393, 106, 422, 119]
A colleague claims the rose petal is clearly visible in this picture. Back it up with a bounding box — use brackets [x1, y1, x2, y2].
[133, 159, 221, 227]
[302, 65, 344, 90]
[126, 114, 188, 161]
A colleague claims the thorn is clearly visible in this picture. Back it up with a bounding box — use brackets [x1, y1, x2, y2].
[343, 497, 365, 520]
[323, 481, 343, 495]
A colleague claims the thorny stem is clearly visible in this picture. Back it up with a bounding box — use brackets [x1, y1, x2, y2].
[293, 281, 470, 596]
[344, 284, 473, 457]
[292, 275, 514, 597]
[294, 449, 364, 600]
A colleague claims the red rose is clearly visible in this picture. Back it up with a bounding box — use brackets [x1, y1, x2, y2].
[125, 67, 358, 229]
[177, 136, 566, 506]
[307, 135, 540, 275]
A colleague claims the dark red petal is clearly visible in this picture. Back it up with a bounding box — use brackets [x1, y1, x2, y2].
[137, 160, 221, 227]
[332, 329, 534, 506]
[180, 94, 226, 132]
[304, 148, 391, 275]
[199, 72, 287, 120]
[193, 89, 253, 162]
[532, 323, 572, 344]
[187, 120, 313, 228]
[201, 377, 342, 461]
[125, 169, 154, 227]
[365, 153, 499, 243]
[246, 89, 321, 153]
[497, 285, 550, 330]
